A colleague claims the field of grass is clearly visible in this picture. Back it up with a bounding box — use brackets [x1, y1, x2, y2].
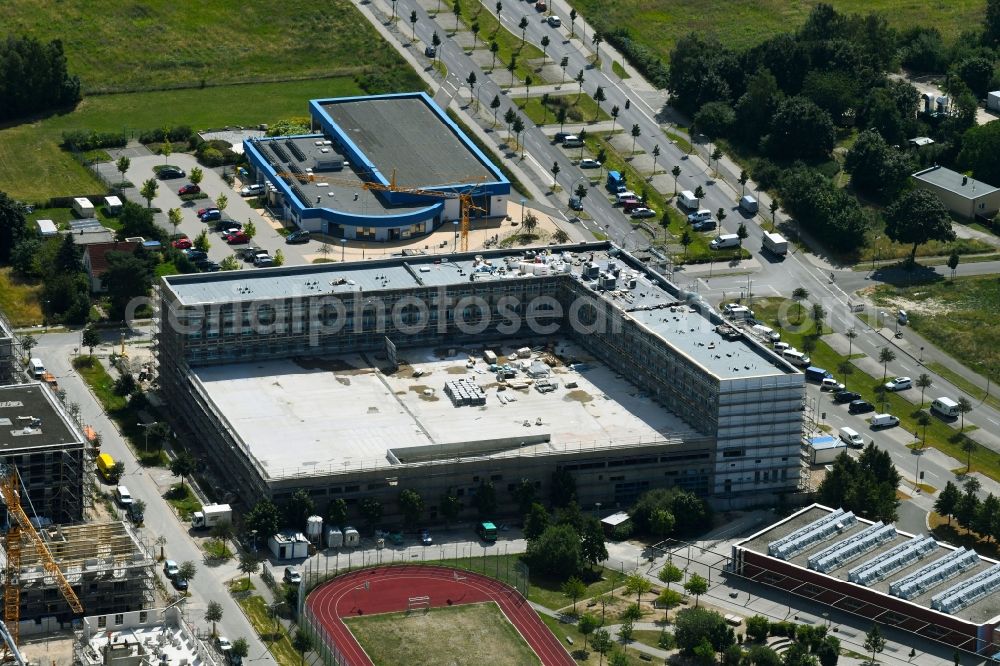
[8, 0, 415, 94]
[748, 297, 1000, 482]
[568, 0, 983, 67]
[456, 0, 545, 82]
[0, 268, 43, 326]
[236, 594, 299, 666]
[73, 355, 127, 412]
[871, 278, 1000, 387]
[346, 603, 541, 666]
[1, 77, 374, 203]
[926, 361, 1000, 413]
[516, 93, 610, 126]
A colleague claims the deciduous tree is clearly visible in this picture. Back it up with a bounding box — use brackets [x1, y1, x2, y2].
[884, 189, 954, 265]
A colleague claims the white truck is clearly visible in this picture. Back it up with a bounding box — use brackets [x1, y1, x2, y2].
[679, 190, 700, 209]
[192, 503, 232, 530]
[761, 232, 788, 256]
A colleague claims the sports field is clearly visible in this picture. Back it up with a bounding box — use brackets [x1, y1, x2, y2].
[571, 0, 983, 65]
[346, 603, 541, 666]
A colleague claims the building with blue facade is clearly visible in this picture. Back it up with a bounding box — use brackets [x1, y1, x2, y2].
[243, 92, 510, 242]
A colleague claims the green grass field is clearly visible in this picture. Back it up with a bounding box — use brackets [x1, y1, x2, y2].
[569, 0, 984, 66]
[346, 603, 541, 666]
[7, 0, 414, 93]
[516, 93, 610, 126]
[0, 268, 43, 326]
[1, 76, 370, 202]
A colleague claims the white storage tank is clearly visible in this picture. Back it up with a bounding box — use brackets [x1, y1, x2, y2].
[343, 526, 360, 547]
[306, 515, 323, 542]
[326, 527, 344, 549]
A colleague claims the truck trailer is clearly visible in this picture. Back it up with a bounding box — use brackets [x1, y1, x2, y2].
[762, 232, 788, 256]
[192, 503, 232, 529]
[606, 171, 626, 193]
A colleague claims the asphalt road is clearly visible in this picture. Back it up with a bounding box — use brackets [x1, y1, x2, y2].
[33, 329, 276, 665]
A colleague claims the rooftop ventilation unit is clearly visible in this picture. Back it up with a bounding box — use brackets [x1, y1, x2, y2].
[890, 547, 979, 600]
[808, 522, 896, 573]
[768, 509, 856, 560]
[931, 563, 1000, 614]
[848, 534, 938, 586]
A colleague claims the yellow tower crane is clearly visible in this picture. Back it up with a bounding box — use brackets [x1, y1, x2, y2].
[272, 170, 487, 252]
[0, 465, 83, 656]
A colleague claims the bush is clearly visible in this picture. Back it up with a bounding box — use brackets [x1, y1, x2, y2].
[62, 130, 127, 152]
[195, 140, 238, 167]
[611, 522, 633, 541]
[603, 27, 670, 89]
[138, 125, 194, 144]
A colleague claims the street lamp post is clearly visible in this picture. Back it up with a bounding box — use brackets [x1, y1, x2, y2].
[340, 238, 346, 262]
[250, 529, 258, 553]
[453, 221, 459, 252]
[520, 198, 526, 224]
[137, 421, 158, 452]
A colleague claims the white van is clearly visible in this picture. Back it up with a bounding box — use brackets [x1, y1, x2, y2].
[616, 191, 639, 205]
[931, 397, 960, 418]
[751, 324, 780, 342]
[115, 486, 133, 507]
[710, 234, 741, 250]
[28, 358, 45, 379]
[726, 306, 753, 321]
[562, 135, 583, 148]
[679, 190, 699, 209]
[870, 413, 900, 429]
[782, 349, 811, 366]
[839, 427, 864, 448]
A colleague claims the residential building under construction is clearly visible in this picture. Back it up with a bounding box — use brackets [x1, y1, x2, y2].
[4, 520, 155, 636]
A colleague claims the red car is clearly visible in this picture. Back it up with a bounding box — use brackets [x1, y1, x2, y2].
[171, 238, 193, 250]
[225, 231, 249, 244]
[178, 184, 201, 195]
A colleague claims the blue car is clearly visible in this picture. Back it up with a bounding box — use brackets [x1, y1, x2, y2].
[200, 210, 222, 222]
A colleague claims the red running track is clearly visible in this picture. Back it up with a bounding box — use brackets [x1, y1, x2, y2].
[306, 565, 575, 666]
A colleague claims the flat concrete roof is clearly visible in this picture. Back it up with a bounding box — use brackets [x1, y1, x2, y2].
[192, 340, 696, 480]
[162, 244, 798, 382]
[251, 135, 429, 217]
[0, 383, 83, 452]
[320, 96, 495, 188]
[739, 504, 1000, 624]
[913, 165, 1000, 196]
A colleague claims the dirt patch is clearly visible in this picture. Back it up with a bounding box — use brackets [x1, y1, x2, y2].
[871, 292, 953, 317]
[446, 366, 469, 375]
[409, 385, 440, 401]
[564, 390, 593, 403]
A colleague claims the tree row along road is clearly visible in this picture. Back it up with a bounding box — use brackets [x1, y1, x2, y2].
[362, 0, 1000, 465]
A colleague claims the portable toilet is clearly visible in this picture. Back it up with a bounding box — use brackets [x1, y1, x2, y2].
[306, 515, 323, 543]
[343, 526, 360, 547]
[326, 527, 344, 549]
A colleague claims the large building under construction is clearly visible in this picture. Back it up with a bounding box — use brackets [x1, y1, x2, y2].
[155, 242, 805, 520]
[0, 383, 86, 524]
[5, 520, 155, 635]
[0, 314, 15, 385]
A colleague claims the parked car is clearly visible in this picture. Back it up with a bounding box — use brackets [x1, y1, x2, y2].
[201, 211, 222, 223]
[834, 390, 861, 404]
[169, 233, 188, 242]
[284, 567, 302, 585]
[848, 399, 875, 415]
[870, 413, 900, 429]
[569, 196, 583, 211]
[184, 249, 208, 262]
[216, 637, 233, 655]
[692, 219, 717, 232]
[820, 377, 845, 392]
[172, 238, 193, 250]
[286, 230, 311, 244]
[547, 15, 561, 27]
[178, 184, 201, 195]
[630, 207, 656, 219]
[240, 246, 263, 261]
[579, 158, 600, 169]
[197, 207, 219, 218]
[420, 529, 433, 546]
[163, 560, 179, 579]
[424, 45, 436, 58]
[172, 576, 189, 591]
[885, 376, 913, 391]
[159, 166, 185, 180]
[554, 132, 571, 143]
[216, 220, 242, 232]
[240, 184, 264, 197]
[198, 261, 221, 272]
[226, 231, 249, 244]
[254, 255, 274, 267]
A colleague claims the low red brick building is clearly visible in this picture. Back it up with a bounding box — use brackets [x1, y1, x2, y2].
[732, 504, 1000, 655]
